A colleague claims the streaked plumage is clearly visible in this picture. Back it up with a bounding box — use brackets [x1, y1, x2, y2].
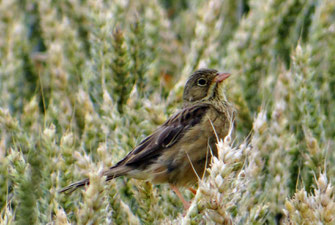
[60, 68, 234, 193]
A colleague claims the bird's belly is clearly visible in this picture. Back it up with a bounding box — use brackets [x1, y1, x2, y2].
[152, 129, 221, 185]
[150, 110, 229, 186]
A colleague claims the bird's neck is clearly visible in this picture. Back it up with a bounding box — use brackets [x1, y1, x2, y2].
[210, 94, 233, 114]
[183, 87, 234, 117]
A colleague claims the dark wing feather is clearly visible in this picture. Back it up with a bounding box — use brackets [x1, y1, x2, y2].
[111, 104, 210, 169]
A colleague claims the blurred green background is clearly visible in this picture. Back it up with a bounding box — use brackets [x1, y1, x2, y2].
[1, 0, 335, 224]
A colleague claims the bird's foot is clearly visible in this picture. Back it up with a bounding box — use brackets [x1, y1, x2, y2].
[188, 187, 197, 195]
[170, 185, 191, 211]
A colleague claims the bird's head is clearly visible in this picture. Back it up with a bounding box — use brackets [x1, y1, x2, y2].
[183, 69, 230, 105]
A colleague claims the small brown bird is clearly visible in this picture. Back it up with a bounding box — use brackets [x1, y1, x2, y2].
[60, 69, 234, 208]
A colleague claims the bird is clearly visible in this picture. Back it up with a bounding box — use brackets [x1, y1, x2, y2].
[60, 68, 235, 208]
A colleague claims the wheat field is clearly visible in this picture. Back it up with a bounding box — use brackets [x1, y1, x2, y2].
[1, 0, 335, 224]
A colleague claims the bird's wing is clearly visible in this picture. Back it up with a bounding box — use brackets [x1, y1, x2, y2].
[111, 103, 210, 169]
[60, 104, 210, 192]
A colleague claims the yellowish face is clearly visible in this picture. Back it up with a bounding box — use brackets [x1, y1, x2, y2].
[183, 69, 219, 103]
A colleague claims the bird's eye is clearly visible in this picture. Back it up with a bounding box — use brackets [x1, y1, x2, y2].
[197, 78, 207, 86]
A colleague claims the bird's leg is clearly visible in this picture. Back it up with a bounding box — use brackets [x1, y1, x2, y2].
[188, 187, 197, 195]
[170, 185, 191, 210]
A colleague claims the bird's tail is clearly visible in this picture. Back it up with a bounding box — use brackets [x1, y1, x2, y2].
[59, 178, 90, 193]
[59, 166, 131, 194]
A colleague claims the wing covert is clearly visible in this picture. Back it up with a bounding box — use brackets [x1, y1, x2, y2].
[111, 104, 210, 169]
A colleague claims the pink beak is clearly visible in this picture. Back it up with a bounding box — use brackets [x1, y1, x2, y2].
[214, 72, 231, 83]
